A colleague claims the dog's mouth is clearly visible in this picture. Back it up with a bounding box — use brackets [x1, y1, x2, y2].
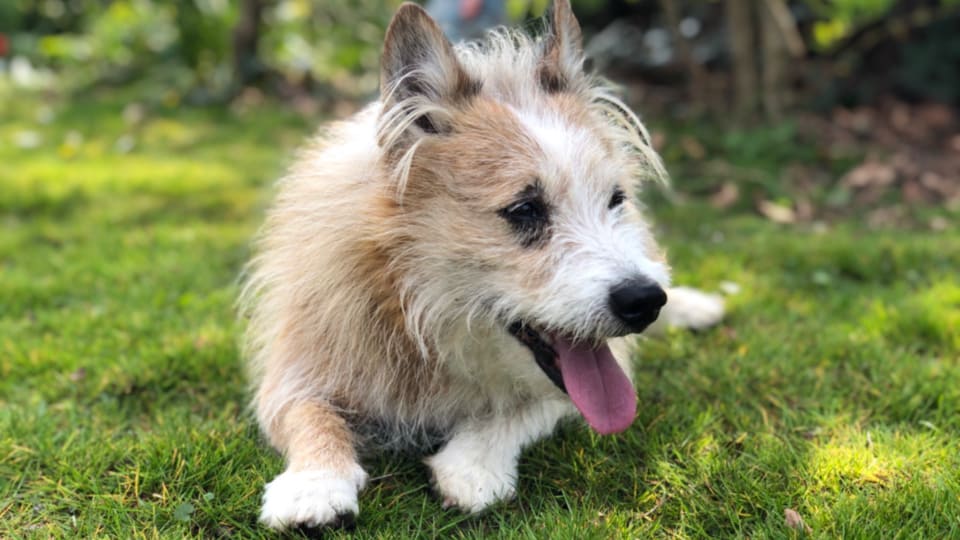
[507, 321, 637, 435]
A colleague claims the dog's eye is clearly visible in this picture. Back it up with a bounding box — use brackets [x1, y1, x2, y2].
[609, 188, 626, 209]
[505, 199, 546, 221]
[499, 192, 550, 248]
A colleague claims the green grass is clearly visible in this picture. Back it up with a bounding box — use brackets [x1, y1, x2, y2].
[2, 92, 959, 539]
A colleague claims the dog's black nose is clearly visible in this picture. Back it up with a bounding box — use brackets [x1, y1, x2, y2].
[609, 279, 667, 332]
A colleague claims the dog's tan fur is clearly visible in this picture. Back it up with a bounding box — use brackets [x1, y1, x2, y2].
[242, 0, 723, 530]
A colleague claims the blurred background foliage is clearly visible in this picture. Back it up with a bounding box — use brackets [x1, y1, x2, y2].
[2, 0, 959, 107]
[1, 1, 958, 224]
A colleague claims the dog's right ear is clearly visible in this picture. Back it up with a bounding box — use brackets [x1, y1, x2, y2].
[379, 3, 479, 137]
[538, 0, 585, 93]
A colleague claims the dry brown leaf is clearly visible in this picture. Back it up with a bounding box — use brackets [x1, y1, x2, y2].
[784, 508, 812, 533]
[757, 200, 796, 224]
[890, 103, 911, 131]
[902, 180, 927, 204]
[920, 172, 952, 197]
[842, 161, 897, 188]
[930, 216, 949, 231]
[833, 107, 873, 134]
[867, 206, 906, 229]
[949, 135, 960, 154]
[710, 182, 740, 209]
[916, 103, 955, 130]
[680, 136, 706, 160]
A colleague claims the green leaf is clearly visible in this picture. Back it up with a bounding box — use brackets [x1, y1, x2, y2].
[173, 502, 195, 522]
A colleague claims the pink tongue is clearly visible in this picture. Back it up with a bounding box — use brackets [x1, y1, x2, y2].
[552, 335, 637, 435]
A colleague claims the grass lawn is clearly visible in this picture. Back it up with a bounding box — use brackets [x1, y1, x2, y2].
[2, 92, 959, 539]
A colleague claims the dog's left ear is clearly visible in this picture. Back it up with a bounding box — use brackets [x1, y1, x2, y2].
[538, 0, 585, 93]
[380, 3, 478, 136]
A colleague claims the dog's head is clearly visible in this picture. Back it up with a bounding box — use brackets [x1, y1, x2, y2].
[377, 1, 669, 434]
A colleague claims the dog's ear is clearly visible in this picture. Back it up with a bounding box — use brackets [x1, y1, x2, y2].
[538, 0, 585, 93]
[380, 3, 478, 136]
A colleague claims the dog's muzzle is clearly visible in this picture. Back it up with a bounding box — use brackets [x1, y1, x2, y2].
[504, 317, 643, 435]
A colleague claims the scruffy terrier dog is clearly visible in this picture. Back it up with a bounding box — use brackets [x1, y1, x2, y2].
[241, 0, 723, 531]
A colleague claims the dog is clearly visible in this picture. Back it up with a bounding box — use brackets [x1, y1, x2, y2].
[240, 0, 724, 530]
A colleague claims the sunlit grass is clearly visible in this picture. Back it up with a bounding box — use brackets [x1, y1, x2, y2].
[2, 93, 959, 538]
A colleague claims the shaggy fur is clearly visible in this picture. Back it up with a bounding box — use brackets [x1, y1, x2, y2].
[240, 0, 723, 530]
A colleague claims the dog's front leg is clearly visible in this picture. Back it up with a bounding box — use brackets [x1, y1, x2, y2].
[258, 400, 368, 531]
[425, 399, 571, 513]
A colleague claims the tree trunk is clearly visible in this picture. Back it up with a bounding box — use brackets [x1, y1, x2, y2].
[726, 0, 758, 117]
[759, 0, 786, 118]
[658, 0, 708, 112]
[233, 0, 265, 91]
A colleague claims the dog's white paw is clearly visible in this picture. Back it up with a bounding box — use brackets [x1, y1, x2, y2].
[662, 286, 726, 331]
[259, 466, 368, 530]
[426, 449, 516, 513]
